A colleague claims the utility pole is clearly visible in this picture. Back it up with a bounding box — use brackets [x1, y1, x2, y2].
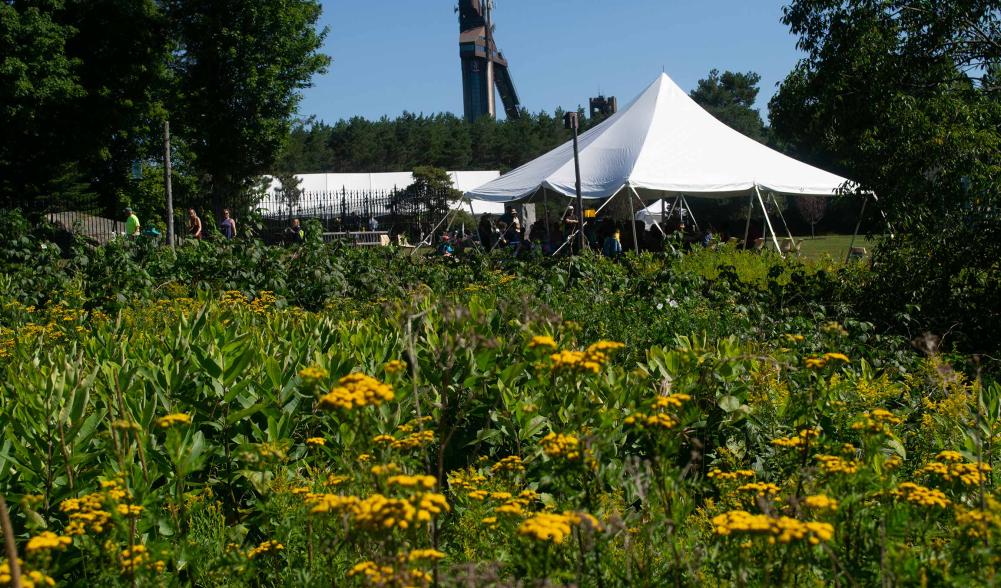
[163, 119, 175, 248]
[564, 111, 585, 251]
[484, 0, 495, 118]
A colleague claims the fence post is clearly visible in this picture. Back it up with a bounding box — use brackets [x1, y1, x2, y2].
[163, 119, 175, 248]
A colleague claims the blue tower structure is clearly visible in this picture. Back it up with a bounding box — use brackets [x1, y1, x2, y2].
[459, 0, 521, 122]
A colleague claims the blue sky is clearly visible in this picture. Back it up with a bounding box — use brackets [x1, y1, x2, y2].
[299, 1, 804, 123]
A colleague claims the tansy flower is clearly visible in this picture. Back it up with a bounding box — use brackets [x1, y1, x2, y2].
[298, 366, 328, 380]
[384, 360, 407, 375]
[26, 532, 72, 553]
[528, 335, 558, 350]
[823, 352, 850, 363]
[305, 437, 326, 447]
[155, 413, 191, 428]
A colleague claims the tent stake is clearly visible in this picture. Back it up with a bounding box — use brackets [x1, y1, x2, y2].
[846, 196, 869, 263]
[755, 185, 783, 258]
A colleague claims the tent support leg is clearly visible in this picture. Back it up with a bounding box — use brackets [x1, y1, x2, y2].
[411, 205, 460, 256]
[682, 195, 701, 233]
[627, 188, 639, 254]
[846, 196, 869, 263]
[630, 187, 666, 237]
[755, 185, 783, 258]
[742, 192, 754, 248]
[543, 190, 551, 248]
[769, 192, 797, 250]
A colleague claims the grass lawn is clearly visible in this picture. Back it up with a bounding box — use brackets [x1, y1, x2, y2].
[794, 234, 879, 261]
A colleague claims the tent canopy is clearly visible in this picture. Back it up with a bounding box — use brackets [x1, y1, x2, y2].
[465, 73, 852, 204]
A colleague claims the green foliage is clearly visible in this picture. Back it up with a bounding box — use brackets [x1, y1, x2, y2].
[164, 0, 331, 213]
[690, 69, 768, 142]
[770, 0, 1001, 357]
[0, 235, 998, 586]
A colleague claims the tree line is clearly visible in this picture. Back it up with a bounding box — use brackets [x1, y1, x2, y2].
[1, 0, 329, 216]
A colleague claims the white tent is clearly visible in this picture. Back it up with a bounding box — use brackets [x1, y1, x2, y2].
[464, 72, 859, 255]
[465, 73, 851, 203]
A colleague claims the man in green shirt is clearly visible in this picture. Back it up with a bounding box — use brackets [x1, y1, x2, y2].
[124, 207, 140, 236]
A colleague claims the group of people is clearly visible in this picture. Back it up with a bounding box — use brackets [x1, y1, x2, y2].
[121, 207, 238, 241]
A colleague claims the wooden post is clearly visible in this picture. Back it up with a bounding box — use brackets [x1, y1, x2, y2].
[0, 496, 21, 588]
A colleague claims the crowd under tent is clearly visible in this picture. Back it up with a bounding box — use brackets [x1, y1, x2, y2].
[463, 73, 868, 256]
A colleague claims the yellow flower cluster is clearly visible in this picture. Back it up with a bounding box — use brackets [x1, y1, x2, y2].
[116, 504, 143, 518]
[391, 430, 435, 450]
[540, 432, 581, 461]
[771, 428, 820, 448]
[247, 540, 284, 559]
[305, 437, 326, 447]
[60, 480, 130, 536]
[386, 475, 437, 490]
[955, 507, 1001, 539]
[0, 561, 56, 587]
[371, 463, 399, 475]
[802, 495, 839, 511]
[549, 340, 624, 374]
[447, 467, 486, 492]
[919, 460, 992, 486]
[624, 393, 691, 429]
[493, 490, 539, 517]
[518, 511, 601, 544]
[308, 492, 450, 530]
[25, 532, 72, 553]
[317, 373, 394, 410]
[348, 561, 432, 586]
[711, 511, 834, 545]
[805, 353, 849, 369]
[491, 455, 526, 474]
[397, 416, 433, 434]
[851, 409, 902, 433]
[737, 482, 780, 497]
[247, 291, 277, 315]
[155, 413, 192, 428]
[528, 335, 557, 350]
[298, 366, 329, 380]
[708, 468, 755, 482]
[408, 549, 446, 562]
[384, 359, 407, 375]
[892, 482, 950, 508]
[120, 545, 166, 574]
[815, 454, 859, 475]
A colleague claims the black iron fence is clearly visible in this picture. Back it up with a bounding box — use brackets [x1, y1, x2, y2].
[256, 187, 454, 245]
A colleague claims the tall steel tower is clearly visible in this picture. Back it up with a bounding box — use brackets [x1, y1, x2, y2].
[458, 0, 521, 122]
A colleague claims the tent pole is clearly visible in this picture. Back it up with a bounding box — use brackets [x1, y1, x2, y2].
[769, 192, 796, 248]
[682, 194, 701, 232]
[551, 192, 618, 257]
[627, 187, 639, 254]
[660, 198, 666, 228]
[846, 196, 869, 263]
[631, 187, 666, 237]
[742, 191, 754, 249]
[755, 185, 783, 258]
[543, 189, 551, 248]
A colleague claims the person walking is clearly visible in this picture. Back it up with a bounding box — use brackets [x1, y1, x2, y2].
[187, 208, 202, 240]
[124, 207, 140, 237]
[220, 209, 237, 240]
